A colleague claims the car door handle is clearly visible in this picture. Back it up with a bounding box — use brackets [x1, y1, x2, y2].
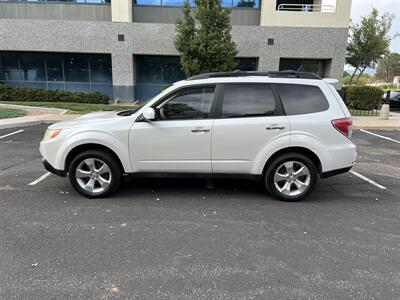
[266, 125, 286, 130]
[191, 128, 210, 133]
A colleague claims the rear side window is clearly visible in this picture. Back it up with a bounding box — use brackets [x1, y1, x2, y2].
[221, 84, 277, 118]
[275, 84, 329, 115]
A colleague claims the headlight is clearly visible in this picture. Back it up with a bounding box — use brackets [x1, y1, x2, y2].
[43, 129, 62, 141]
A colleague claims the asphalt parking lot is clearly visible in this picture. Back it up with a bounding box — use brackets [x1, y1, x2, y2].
[0, 125, 399, 299]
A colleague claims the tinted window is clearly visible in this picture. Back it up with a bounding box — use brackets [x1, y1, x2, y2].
[46, 53, 64, 82]
[158, 87, 215, 120]
[221, 84, 276, 118]
[19, 53, 46, 82]
[276, 84, 329, 115]
[64, 54, 89, 82]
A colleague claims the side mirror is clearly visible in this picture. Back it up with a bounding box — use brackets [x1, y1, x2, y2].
[142, 107, 156, 121]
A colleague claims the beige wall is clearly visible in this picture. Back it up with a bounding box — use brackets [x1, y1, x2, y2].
[260, 0, 352, 28]
[111, 0, 132, 22]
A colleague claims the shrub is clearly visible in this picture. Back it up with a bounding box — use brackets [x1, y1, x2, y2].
[0, 84, 109, 104]
[345, 85, 384, 110]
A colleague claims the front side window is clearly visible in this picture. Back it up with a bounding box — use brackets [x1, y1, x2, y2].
[221, 84, 277, 118]
[157, 86, 215, 120]
[275, 83, 329, 115]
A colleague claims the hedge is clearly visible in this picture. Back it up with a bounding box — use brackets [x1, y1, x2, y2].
[344, 85, 384, 110]
[0, 84, 109, 104]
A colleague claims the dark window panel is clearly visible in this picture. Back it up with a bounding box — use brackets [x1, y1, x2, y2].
[21, 82, 47, 90]
[0, 80, 20, 88]
[134, 84, 166, 101]
[235, 58, 257, 71]
[135, 0, 162, 5]
[89, 55, 112, 84]
[91, 84, 113, 98]
[19, 52, 46, 82]
[0, 52, 20, 81]
[222, 84, 276, 118]
[64, 54, 90, 82]
[275, 83, 329, 115]
[136, 55, 185, 85]
[46, 53, 64, 82]
[134, 0, 259, 8]
[279, 58, 327, 77]
[66, 82, 91, 93]
[48, 82, 66, 91]
[10, 0, 110, 3]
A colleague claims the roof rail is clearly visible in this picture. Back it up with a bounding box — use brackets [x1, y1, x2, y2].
[187, 70, 321, 80]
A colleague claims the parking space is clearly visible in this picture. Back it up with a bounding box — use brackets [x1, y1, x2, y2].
[0, 125, 399, 299]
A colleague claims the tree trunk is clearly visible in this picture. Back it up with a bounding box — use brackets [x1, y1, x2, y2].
[356, 67, 367, 82]
[349, 67, 359, 85]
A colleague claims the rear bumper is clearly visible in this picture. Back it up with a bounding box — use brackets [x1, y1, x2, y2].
[321, 166, 353, 178]
[43, 159, 67, 177]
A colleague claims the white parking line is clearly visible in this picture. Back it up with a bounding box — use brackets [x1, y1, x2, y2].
[28, 172, 51, 186]
[0, 129, 24, 139]
[350, 170, 387, 190]
[360, 129, 400, 144]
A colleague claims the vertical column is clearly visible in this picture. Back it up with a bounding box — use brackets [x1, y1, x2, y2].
[112, 52, 135, 102]
[111, 0, 133, 23]
[257, 39, 280, 72]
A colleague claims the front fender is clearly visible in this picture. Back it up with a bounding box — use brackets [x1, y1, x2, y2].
[56, 130, 132, 172]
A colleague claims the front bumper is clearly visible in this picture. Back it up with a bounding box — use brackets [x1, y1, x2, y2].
[43, 159, 67, 177]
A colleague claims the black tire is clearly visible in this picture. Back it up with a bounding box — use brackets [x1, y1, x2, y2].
[265, 152, 318, 202]
[68, 150, 122, 198]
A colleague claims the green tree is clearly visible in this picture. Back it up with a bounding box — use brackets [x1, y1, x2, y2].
[346, 8, 396, 85]
[175, 0, 238, 77]
[236, 0, 256, 8]
[375, 52, 400, 83]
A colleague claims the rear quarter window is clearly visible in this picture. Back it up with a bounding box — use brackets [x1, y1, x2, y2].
[275, 83, 329, 115]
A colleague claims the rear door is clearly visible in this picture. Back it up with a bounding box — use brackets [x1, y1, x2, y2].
[211, 83, 290, 174]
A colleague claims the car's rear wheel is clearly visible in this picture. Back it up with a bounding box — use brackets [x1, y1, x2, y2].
[265, 153, 318, 202]
[68, 150, 121, 198]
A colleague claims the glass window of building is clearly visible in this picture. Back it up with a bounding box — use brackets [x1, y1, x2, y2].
[279, 58, 328, 78]
[0, 52, 20, 82]
[64, 54, 90, 83]
[46, 53, 64, 82]
[89, 55, 112, 84]
[9, 0, 111, 4]
[19, 52, 46, 82]
[135, 55, 258, 101]
[134, 0, 259, 8]
[0, 51, 113, 99]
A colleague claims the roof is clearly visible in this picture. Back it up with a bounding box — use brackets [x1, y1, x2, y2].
[187, 70, 322, 81]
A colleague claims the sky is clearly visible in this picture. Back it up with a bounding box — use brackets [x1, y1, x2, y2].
[345, 0, 400, 74]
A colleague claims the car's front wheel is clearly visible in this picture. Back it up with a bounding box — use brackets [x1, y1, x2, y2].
[68, 150, 122, 198]
[265, 153, 318, 202]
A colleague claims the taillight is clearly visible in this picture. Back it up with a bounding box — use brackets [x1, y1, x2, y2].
[332, 118, 352, 139]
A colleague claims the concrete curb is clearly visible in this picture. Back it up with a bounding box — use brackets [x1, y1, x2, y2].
[0, 103, 68, 115]
[0, 114, 78, 130]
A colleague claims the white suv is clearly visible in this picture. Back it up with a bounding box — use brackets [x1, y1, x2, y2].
[40, 71, 356, 201]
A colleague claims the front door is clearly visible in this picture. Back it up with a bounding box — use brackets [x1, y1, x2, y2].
[130, 86, 216, 173]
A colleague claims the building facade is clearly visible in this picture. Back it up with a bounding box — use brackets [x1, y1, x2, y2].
[0, 0, 352, 102]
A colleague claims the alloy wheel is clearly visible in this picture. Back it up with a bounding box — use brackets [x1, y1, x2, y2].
[75, 158, 112, 194]
[273, 161, 311, 197]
